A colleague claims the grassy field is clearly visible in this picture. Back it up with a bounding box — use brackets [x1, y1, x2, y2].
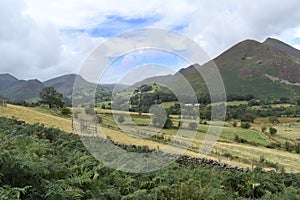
[160, 101, 177, 108]
[253, 117, 300, 143]
[226, 101, 248, 106]
[1, 104, 300, 172]
[0, 104, 72, 132]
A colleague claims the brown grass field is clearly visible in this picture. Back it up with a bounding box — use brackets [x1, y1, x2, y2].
[1, 104, 299, 172]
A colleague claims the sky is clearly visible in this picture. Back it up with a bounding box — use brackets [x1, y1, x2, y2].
[1, 0, 300, 84]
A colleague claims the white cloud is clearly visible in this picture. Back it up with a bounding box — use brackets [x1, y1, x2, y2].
[0, 0, 61, 80]
[1, 0, 300, 82]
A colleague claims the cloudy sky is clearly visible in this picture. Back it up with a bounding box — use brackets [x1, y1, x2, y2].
[1, 0, 300, 84]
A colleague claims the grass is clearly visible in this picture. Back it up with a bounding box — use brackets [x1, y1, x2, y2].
[0, 104, 72, 132]
[161, 101, 177, 108]
[1, 104, 300, 172]
[271, 103, 294, 108]
[226, 101, 248, 106]
[254, 117, 300, 142]
[220, 126, 270, 146]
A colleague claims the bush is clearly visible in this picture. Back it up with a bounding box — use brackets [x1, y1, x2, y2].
[60, 107, 71, 115]
[241, 122, 251, 129]
[269, 116, 280, 125]
[233, 121, 237, 127]
[295, 143, 300, 154]
[163, 117, 173, 129]
[234, 135, 247, 143]
[269, 127, 277, 135]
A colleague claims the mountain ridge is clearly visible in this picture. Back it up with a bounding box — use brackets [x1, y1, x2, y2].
[1, 37, 300, 101]
[132, 38, 300, 99]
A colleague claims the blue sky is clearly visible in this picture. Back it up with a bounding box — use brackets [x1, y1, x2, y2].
[100, 49, 189, 84]
[61, 15, 163, 38]
[1, 0, 300, 83]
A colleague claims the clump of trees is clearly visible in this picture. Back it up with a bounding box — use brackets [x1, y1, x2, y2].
[39, 86, 64, 109]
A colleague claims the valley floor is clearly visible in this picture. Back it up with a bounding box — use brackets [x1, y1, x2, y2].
[0, 104, 299, 173]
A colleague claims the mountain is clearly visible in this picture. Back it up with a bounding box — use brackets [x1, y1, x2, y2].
[43, 74, 96, 96]
[99, 83, 130, 92]
[0, 73, 117, 102]
[1, 37, 300, 102]
[133, 38, 300, 99]
[0, 74, 44, 102]
[263, 37, 300, 60]
[0, 73, 18, 91]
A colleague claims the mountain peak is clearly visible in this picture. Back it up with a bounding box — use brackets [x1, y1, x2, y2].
[0, 73, 18, 82]
[263, 37, 300, 60]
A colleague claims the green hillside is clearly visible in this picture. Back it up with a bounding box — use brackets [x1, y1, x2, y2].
[134, 38, 300, 100]
[0, 73, 44, 102]
[43, 74, 96, 97]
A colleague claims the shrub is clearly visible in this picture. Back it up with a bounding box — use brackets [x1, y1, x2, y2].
[295, 143, 300, 154]
[285, 141, 293, 152]
[234, 135, 247, 143]
[233, 121, 237, 127]
[241, 122, 251, 129]
[269, 127, 277, 135]
[177, 121, 182, 128]
[269, 116, 280, 125]
[261, 127, 267, 132]
[60, 107, 71, 115]
[163, 117, 173, 129]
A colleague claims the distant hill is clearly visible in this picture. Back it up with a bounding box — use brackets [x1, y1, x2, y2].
[43, 74, 96, 97]
[0, 73, 18, 91]
[99, 83, 130, 92]
[0, 73, 118, 102]
[133, 38, 300, 99]
[2, 37, 300, 102]
[0, 74, 44, 102]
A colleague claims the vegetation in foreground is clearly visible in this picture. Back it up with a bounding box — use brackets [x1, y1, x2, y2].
[0, 117, 299, 199]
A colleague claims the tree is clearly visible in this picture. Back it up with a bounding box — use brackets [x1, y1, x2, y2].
[261, 127, 267, 133]
[240, 113, 256, 123]
[268, 116, 280, 125]
[241, 122, 251, 129]
[163, 116, 173, 129]
[178, 120, 182, 128]
[40, 87, 64, 109]
[269, 127, 277, 135]
[151, 105, 173, 129]
[60, 107, 71, 115]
